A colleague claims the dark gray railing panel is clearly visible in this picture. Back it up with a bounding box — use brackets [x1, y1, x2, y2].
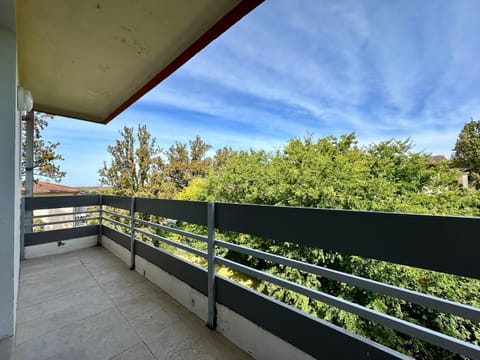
[24, 225, 99, 246]
[101, 225, 131, 250]
[135, 197, 208, 226]
[134, 228, 207, 259]
[215, 240, 480, 322]
[102, 195, 131, 211]
[216, 278, 410, 360]
[24, 195, 100, 210]
[135, 217, 207, 242]
[135, 240, 208, 294]
[215, 203, 480, 279]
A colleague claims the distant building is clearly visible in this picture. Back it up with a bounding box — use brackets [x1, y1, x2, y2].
[429, 155, 469, 189]
[458, 172, 469, 189]
[30, 181, 81, 196]
[23, 181, 87, 230]
[429, 155, 447, 165]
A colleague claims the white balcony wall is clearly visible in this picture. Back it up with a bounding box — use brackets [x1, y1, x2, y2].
[0, 0, 21, 340]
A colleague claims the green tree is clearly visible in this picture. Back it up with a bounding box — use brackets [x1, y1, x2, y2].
[180, 133, 480, 359]
[213, 146, 234, 171]
[452, 119, 480, 187]
[99, 125, 163, 196]
[22, 113, 66, 182]
[99, 129, 220, 198]
[163, 135, 212, 192]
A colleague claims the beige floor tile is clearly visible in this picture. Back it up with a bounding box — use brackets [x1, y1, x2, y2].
[111, 342, 156, 360]
[15, 308, 141, 360]
[18, 267, 97, 308]
[16, 285, 114, 344]
[15, 247, 251, 360]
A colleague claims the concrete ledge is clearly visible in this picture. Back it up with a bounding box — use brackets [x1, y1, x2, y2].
[24, 225, 99, 247]
[101, 237, 313, 360]
[134, 255, 208, 322]
[24, 235, 97, 259]
[217, 303, 315, 360]
[101, 235, 130, 266]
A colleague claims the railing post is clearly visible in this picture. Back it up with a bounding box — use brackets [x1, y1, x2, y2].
[24, 110, 34, 234]
[20, 197, 25, 260]
[72, 194, 76, 228]
[207, 201, 216, 329]
[97, 194, 103, 246]
[130, 196, 136, 270]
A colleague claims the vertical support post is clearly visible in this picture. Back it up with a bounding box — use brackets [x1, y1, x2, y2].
[207, 201, 216, 329]
[20, 198, 25, 260]
[24, 110, 34, 234]
[97, 194, 103, 246]
[130, 196, 136, 270]
[72, 194, 77, 228]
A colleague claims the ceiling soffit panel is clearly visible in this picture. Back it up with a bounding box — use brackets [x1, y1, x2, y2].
[17, 0, 262, 123]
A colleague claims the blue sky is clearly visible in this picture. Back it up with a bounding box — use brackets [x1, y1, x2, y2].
[43, 0, 480, 187]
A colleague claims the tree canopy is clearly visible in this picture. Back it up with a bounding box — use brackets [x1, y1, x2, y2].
[186, 133, 474, 215]
[22, 112, 66, 182]
[163, 135, 212, 192]
[99, 126, 220, 197]
[178, 133, 480, 359]
[99, 125, 163, 196]
[452, 119, 480, 187]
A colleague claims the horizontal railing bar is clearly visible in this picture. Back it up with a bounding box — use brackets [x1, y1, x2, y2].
[102, 217, 130, 229]
[216, 240, 480, 323]
[102, 224, 131, 241]
[216, 257, 480, 359]
[135, 228, 207, 259]
[26, 209, 100, 219]
[25, 224, 100, 246]
[214, 203, 480, 279]
[102, 209, 131, 221]
[135, 218, 207, 243]
[30, 217, 99, 228]
[135, 197, 207, 226]
[102, 195, 131, 211]
[24, 195, 100, 210]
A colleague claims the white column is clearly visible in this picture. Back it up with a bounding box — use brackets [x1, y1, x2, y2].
[0, 0, 20, 340]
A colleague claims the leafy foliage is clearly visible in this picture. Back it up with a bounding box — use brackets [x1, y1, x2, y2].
[99, 125, 163, 196]
[163, 135, 212, 192]
[180, 133, 480, 359]
[22, 112, 65, 182]
[452, 119, 480, 187]
[99, 126, 227, 198]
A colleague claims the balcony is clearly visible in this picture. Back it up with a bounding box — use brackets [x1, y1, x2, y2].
[1, 194, 479, 359]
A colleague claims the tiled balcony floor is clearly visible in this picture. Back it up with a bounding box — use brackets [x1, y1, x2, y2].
[0, 247, 251, 360]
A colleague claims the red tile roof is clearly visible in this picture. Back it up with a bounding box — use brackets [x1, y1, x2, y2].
[430, 155, 447, 164]
[31, 181, 80, 194]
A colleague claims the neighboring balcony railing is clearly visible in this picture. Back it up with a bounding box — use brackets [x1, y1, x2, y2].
[22, 195, 480, 359]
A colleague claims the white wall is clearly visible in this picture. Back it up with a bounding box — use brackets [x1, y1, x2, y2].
[24, 236, 98, 259]
[0, 0, 20, 340]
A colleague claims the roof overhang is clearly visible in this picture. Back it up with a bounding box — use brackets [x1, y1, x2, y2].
[16, 0, 263, 123]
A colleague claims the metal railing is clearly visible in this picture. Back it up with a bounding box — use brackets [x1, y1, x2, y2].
[27, 210, 99, 228]
[22, 195, 480, 360]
